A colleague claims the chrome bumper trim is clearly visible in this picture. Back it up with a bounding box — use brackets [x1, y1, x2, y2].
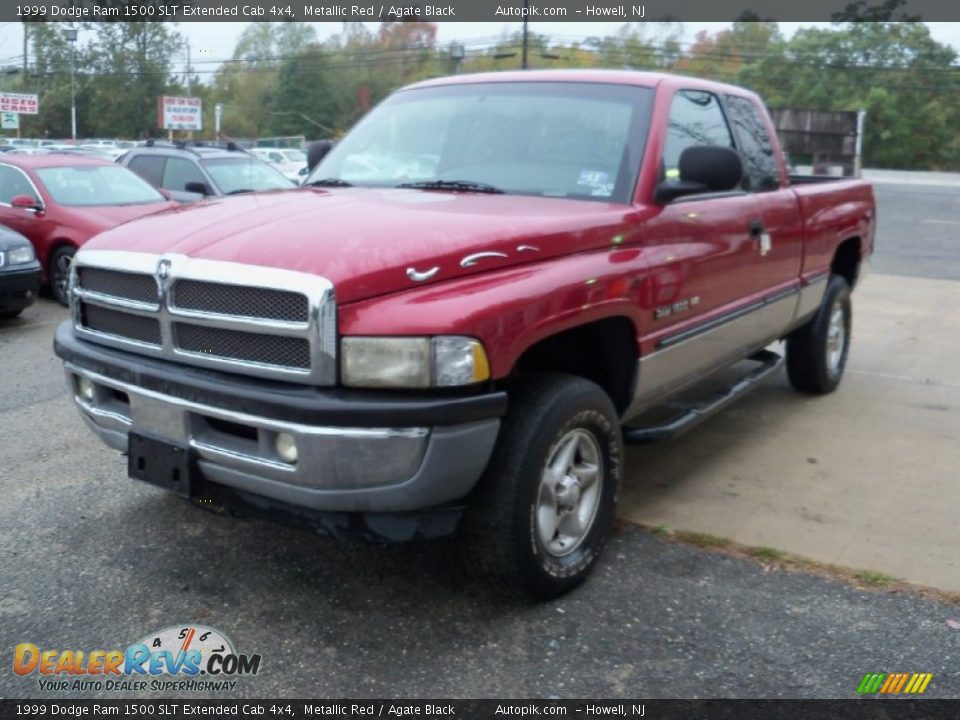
[66, 363, 430, 491]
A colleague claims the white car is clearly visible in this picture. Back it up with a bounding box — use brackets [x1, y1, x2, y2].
[79, 144, 126, 160]
[251, 147, 308, 183]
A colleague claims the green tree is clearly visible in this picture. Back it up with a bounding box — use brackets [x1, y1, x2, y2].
[83, 21, 185, 138]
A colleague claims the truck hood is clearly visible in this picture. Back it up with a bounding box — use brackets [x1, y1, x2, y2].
[83, 188, 642, 304]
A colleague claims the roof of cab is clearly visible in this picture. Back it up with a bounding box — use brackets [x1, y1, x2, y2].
[404, 69, 759, 100]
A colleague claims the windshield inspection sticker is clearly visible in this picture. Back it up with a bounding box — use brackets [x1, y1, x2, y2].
[577, 169, 614, 197]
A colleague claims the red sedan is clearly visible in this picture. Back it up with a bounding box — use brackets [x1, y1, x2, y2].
[0, 154, 177, 305]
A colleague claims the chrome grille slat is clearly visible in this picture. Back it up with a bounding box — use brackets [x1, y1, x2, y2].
[70, 251, 336, 386]
[81, 303, 162, 346]
[174, 323, 311, 369]
[172, 280, 309, 323]
[77, 267, 158, 305]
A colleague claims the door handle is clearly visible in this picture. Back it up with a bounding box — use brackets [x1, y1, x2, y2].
[749, 220, 764, 238]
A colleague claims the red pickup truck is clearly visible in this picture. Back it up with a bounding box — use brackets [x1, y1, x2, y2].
[54, 71, 874, 598]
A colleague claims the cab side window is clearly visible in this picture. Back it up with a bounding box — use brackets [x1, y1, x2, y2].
[662, 90, 734, 180]
[0, 165, 39, 204]
[725, 95, 780, 192]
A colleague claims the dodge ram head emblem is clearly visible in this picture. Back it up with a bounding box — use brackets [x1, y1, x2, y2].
[156, 259, 172, 281]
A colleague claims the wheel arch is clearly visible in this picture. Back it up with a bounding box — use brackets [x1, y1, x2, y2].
[44, 238, 78, 281]
[831, 236, 862, 288]
[506, 316, 638, 416]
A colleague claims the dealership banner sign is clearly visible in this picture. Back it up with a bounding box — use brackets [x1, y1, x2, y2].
[159, 96, 202, 131]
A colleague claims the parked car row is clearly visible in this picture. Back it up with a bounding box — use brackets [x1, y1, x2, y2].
[0, 154, 178, 306]
[0, 138, 317, 311]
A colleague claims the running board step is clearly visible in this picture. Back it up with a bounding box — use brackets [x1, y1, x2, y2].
[622, 349, 784, 445]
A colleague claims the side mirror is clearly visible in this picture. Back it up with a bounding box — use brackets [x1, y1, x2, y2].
[655, 146, 743, 204]
[11, 194, 43, 212]
[306, 140, 334, 173]
[184, 181, 211, 196]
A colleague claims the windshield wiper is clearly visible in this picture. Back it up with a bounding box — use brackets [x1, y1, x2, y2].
[305, 178, 352, 187]
[395, 180, 504, 194]
[225, 189, 255, 195]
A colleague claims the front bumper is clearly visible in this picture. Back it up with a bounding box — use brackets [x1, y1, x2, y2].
[54, 321, 505, 522]
[0, 262, 41, 312]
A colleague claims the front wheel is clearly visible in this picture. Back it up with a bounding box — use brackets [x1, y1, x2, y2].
[786, 274, 852, 394]
[49, 245, 76, 307]
[461, 374, 623, 599]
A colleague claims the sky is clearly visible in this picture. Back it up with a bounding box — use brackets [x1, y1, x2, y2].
[3, 20, 960, 74]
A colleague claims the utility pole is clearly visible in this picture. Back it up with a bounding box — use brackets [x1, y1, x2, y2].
[65, 26, 78, 141]
[22, 22, 27, 80]
[521, 0, 529, 70]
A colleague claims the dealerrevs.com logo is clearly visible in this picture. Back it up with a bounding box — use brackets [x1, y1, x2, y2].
[14, 625, 262, 692]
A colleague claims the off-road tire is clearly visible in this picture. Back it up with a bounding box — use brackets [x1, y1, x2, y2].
[461, 374, 622, 599]
[786, 274, 852, 394]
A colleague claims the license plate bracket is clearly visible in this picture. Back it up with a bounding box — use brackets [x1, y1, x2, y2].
[128, 432, 193, 498]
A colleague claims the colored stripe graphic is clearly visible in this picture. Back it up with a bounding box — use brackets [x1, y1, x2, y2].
[858, 673, 886, 694]
[857, 672, 932, 694]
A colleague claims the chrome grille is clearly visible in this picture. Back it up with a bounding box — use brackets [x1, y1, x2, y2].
[175, 323, 311, 369]
[81, 303, 162, 346]
[76, 267, 158, 305]
[172, 280, 309, 322]
[70, 251, 336, 386]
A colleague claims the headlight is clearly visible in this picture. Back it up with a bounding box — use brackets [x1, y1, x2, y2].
[5, 245, 34, 265]
[341, 336, 490, 388]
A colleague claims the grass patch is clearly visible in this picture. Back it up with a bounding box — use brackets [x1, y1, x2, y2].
[651, 524, 669, 537]
[854, 570, 897, 587]
[749, 546, 785, 562]
[676, 531, 731, 548]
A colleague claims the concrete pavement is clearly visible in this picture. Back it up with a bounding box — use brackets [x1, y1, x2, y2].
[619, 272, 960, 593]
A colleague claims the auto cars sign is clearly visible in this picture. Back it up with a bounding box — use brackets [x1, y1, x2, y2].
[158, 95, 202, 131]
[0, 93, 38, 114]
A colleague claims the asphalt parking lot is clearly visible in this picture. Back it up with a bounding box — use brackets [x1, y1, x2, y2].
[1, 182, 958, 700]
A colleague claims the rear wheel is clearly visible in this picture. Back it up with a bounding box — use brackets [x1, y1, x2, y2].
[49, 245, 76, 307]
[461, 374, 622, 599]
[786, 274, 852, 394]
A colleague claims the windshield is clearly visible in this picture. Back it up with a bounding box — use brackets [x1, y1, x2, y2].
[309, 81, 653, 203]
[201, 158, 295, 194]
[36, 165, 166, 206]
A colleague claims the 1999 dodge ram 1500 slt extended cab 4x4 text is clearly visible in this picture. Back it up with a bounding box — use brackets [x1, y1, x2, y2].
[54, 71, 875, 598]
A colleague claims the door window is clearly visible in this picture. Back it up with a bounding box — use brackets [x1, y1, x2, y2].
[161, 157, 207, 192]
[725, 95, 780, 192]
[662, 90, 734, 180]
[127, 155, 165, 187]
[0, 165, 39, 204]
